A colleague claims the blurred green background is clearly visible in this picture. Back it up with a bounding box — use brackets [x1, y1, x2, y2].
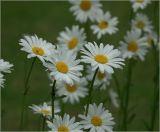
[1, 1, 159, 131]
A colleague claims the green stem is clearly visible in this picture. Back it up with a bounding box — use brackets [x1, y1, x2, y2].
[85, 20, 90, 42]
[122, 59, 133, 131]
[20, 58, 36, 130]
[85, 68, 99, 116]
[42, 117, 46, 131]
[51, 80, 56, 121]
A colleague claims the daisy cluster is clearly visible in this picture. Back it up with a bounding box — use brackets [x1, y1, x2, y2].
[0, 59, 13, 88]
[17, 0, 158, 131]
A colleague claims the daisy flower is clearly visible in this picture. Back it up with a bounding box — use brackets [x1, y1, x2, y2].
[29, 101, 60, 118]
[131, 13, 153, 33]
[0, 73, 5, 88]
[119, 29, 148, 61]
[57, 25, 86, 52]
[86, 66, 112, 90]
[47, 114, 82, 132]
[56, 77, 88, 104]
[0, 59, 13, 73]
[81, 42, 125, 74]
[44, 47, 83, 85]
[145, 31, 158, 48]
[19, 35, 56, 63]
[130, 0, 151, 12]
[79, 103, 115, 132]
[109, 89, 119, 108]
[91, 11, 118, 39]
[69, 0, 102, 23]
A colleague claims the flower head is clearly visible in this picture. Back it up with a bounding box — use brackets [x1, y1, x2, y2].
[44, 47, 83, 85]
[145, 31, 158, 48]
[56, 77, 88, 104]
[91, 11, 118, 39]
[119, 29, 148, 61]
[69, 0, 103, 23]
[47, 114, 83, 132]
[81, 42, 125, 74]
[29, 101, 60, 118]
[130, 0, 151, 12]
[0, 59, 13, 73]
[79, 103, 115, 132]
[19, 35, 56, 63]
[132, 13, 153, 33]
[0, 73, 5, 88]
[109, 88, 119, 108]
[57, 25, 86, 52]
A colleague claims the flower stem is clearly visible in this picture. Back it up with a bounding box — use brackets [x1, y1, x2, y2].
[51, 80, 56, 121]
[20, 58, 36, 130]
[85, 20, 90, 42]
[85, 68, 99, 116]
[122, 59, 133, 131]
[42, 116, 46, 131]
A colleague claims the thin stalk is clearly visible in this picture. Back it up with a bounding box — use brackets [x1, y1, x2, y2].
[85, 68, 99, 116]
[42, 116, 46, 131]
[19, 58, 36, 130]
[51, 80, 56, 121]
[122, 59, 133, 131]
[85, 20, 90, 42]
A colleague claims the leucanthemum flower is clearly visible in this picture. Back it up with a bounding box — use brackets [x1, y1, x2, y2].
[47, 114, 82, 132]
[81, 42, 125, 74]
[145, 31, 158, 48]
[109, 89, 119, 108]
[119, 29, 148, 61]
[57, 25, 86, 52]
[19, 35, 56, 63]
[0, 73, 5, 88]
[44, 47, 83, 85]
[29, 101, 60, 118]
[79, 103, 115, 132]
[131, 13, 153, 33]
[130, 0, 151, 12]
[91, 11, 118, 39]
[0, 59, 13, 73]
[69, 0, 102, 23]
[86, 66, 112, 90]
[56, 77, 88, 104]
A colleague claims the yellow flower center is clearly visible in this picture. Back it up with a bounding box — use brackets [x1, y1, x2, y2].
[98, 20, 109, 29]
[80, 0, 91, 11]
[128, 41, 138, 52]
[32, 47, 44, 56]
[58, 125, 69, 132]
[66, 84, 77, 93]
[95, 54, 108, 64]
[56, 61, 69, 74]
[68, 37, 79, 49]
[97, 71, 105, 80]
[40, 109, 51, 116]
[136, 21, 145, 29]
[91, 116, 102, 126]
[136, 0, 144, 3]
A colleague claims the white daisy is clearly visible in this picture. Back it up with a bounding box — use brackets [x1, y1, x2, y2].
[57, 25, 86, 52]
[86, 66, 112, 90]
[0, 59, 13, 73]
[29, 101, 60, 118]
[145, 31, 158, 48]
[119, 29, 148, 61]
[131, 13, 153, 33]
[109, 89, 119, 108]
[79, 103, 115, 132]
[81, 42, 125, 74]
[91, 11, 118, 39]
[56, 77, 88, 104]
[19, 35, 56, 63]
[0, 73, 5, 88]
[44, 47, 83, 85]
[69, 0, 103, 23]
[47, 114, 83, 132]
[130, 0, 151, 12]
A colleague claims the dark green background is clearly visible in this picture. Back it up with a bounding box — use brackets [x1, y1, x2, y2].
[1, 1, 159, 131]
